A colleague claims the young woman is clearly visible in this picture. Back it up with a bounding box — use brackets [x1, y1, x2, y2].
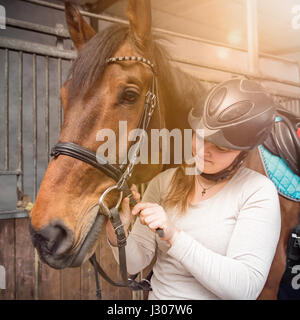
[106, 78, 281, 300]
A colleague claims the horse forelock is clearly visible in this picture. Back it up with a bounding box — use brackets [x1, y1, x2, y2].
[67, 24, 123, 99]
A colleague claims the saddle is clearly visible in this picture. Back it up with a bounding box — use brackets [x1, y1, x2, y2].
[263, 108, 300, 176]
[260, 108, 300, 202]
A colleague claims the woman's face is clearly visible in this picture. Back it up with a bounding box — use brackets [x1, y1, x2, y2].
[192, 133, 241, 174]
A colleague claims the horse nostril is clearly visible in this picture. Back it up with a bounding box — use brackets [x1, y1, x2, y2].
[33, 220, 74, 256]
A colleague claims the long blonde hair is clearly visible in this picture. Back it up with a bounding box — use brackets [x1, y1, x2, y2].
[162, 164, 196, 214]
[163, 152, 248, 214]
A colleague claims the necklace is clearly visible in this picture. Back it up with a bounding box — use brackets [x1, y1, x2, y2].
[196, 176, 217, 197]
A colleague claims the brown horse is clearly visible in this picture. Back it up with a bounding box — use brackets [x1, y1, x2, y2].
[245, 149, 300, 299]
[29, 0, 299, 299]
[29, 1, 204, 270]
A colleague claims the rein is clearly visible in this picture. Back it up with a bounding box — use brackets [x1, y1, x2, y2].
[50, 56, 163, 299]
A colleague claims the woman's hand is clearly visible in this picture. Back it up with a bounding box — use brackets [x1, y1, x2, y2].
[131, 202, 179, 245]
[105, 184, 140, 246]
[119, 184, 141, 229]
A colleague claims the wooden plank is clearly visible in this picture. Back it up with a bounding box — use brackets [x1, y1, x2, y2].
[0, 219, 15, 300]
[61, 267, 81, 300]
[98, 228, 120, 300]
[81, 232, 132, 300]
[38, 261, 61, 300]
[118, 273, 132, 300]
[84, 0, 119, 14]
[80, 248, 99, 300]
[15, 218, 35, 299]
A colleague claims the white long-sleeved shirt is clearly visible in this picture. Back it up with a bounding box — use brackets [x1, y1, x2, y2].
[110, 166, 281, 300]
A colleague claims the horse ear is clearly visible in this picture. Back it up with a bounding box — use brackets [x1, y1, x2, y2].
[65, 2, 96, 51]
[127, 0, 152, 48]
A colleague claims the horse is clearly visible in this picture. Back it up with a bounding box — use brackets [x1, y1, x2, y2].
[245, 115, 300, 299]
[28, 0, 299, 300]
[28, 0, 204, 278]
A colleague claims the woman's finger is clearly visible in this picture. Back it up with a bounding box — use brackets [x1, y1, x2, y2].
[130, 184, 137, 192]
[148, 221, 162, 230]
[132, 191, 141, 203]
[130, 184, 141, 202]
[121, 196, 129, 209]
[139, 207, 159, 218]
[143, 214, 158, 225]
[139, 216, 146, 225]
[119, 197, 134, 228]
[121, 197, 131, 217]
[132, 202, 158, 215]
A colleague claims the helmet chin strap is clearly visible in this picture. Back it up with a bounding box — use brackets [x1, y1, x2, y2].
[199, 151, 248, 182]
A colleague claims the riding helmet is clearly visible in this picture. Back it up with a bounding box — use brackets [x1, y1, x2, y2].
[188, 78, 277, 151]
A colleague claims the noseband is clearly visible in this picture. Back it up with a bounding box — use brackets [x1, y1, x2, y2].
[50, 56, 162, 298]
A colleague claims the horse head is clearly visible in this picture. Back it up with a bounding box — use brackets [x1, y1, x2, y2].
[29, 0, 177, 269]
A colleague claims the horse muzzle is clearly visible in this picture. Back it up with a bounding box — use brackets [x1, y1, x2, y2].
[29, 206, 106, 269]
[29, 219, 75, 269]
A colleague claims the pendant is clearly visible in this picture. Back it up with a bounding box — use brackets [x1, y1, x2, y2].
[201, 189, 206, 196]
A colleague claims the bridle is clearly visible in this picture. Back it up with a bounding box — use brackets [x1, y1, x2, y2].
[50, 56, 163, 299]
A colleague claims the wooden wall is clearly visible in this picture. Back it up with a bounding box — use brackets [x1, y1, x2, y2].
[0, 217, 132, 300]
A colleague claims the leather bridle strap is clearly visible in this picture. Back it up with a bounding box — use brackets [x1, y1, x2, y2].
[109, 207, 128, 284]
[51, 142, 122, 182]
[88, 209, 129, 289]
[50, 142, 135, 205]
[88, 208, 152, 299]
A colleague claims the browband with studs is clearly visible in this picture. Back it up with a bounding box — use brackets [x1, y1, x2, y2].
[106, 56, 155, 72]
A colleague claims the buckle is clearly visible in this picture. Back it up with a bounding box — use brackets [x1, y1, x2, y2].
[50, 147, 59, 158]
[117, 237, 127, 248]
[98, 185, 123, 217]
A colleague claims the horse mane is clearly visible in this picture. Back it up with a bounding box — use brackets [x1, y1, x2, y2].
[68, 23, 207, 128]
[152, 35, 207, 130]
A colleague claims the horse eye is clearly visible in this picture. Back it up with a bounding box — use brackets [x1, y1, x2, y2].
[119, 88, 140, 105]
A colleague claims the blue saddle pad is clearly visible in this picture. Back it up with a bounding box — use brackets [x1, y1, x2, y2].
[259, 145, 300, 202]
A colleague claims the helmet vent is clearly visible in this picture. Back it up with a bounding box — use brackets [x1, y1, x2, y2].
[218, 101, 254, 123]
[241, 79, 263, 92]
[207, 87, 227, 117]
